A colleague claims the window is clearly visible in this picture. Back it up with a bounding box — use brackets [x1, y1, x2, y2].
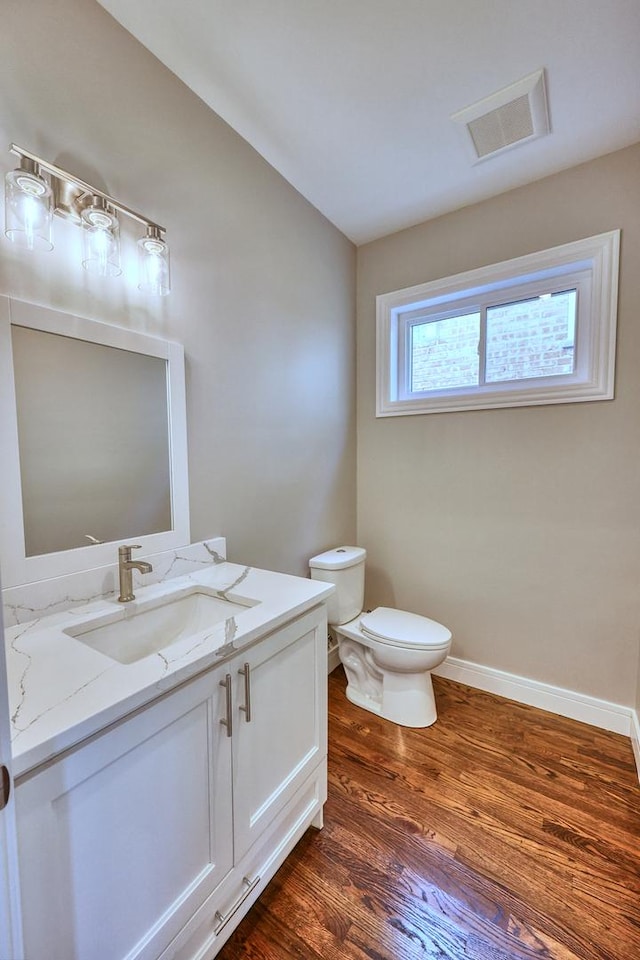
[376, 231, 619, 416]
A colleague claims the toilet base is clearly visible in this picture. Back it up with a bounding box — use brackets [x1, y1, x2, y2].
[382, 670, 438, 727]
[345, 675, 437, 728]
[338, 635, 439, 728]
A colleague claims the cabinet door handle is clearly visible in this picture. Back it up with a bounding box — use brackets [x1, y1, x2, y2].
[213, 874, 261, 936]
[238, 662, 252, 722]
[0, 765, 10, 811]
[219, 674, 233, 737]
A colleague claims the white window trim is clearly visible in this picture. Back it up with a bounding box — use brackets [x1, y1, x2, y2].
[376, 230, 620, 416]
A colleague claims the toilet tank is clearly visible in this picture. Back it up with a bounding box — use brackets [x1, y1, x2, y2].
[309, 546, 366, 626]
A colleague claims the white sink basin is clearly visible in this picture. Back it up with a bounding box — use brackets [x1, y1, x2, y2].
[64, 590, 250, 664]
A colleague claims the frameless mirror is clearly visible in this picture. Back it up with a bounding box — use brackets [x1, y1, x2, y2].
[0, 297, 190, 587]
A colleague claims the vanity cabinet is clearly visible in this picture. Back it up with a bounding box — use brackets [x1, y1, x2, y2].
[14, 605, 327, 960]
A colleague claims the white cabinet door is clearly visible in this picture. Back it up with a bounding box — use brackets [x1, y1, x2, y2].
[15, 671, 233, 960]
[232, 607, 327, 861]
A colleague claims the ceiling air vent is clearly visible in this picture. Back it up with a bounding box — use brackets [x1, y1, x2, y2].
[451, 69, 550, 163]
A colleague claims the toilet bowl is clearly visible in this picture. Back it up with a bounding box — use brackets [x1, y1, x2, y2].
[309, 547, 452, 728]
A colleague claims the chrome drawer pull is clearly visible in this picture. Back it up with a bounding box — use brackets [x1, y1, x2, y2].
[0, 765, 10, 811]
[238, 662, 252, 722]
[219, 674, 232, 737]
[213, 874, 261, 935]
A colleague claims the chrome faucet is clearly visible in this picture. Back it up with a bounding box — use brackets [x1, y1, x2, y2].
[117, 544, 153, 602]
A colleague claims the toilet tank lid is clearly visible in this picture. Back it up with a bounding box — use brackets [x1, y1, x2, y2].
[309, 546, 366, 570]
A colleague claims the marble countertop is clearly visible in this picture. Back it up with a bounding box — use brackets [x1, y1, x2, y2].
[5, 561, 333, 778]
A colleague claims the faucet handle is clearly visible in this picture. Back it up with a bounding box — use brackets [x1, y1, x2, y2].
[118, 543, 142, 559]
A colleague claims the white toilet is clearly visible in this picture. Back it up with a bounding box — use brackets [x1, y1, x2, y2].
[309, 546, 452, 728]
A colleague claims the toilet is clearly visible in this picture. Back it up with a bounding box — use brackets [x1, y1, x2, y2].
[309, 546, 452, 727]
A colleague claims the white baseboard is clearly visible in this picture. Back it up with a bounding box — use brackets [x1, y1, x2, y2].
[631, 709, 640, 783]
[328, 644, 341, 674]
[433, 655, 633, 737]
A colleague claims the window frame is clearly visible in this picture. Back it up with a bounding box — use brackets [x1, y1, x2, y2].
[376, 230, 620, 417]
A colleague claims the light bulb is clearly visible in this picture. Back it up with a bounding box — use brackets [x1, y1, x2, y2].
[138, 227, 170, 295]
[4, 159, 53, 251]
[81, 197, 121, 277]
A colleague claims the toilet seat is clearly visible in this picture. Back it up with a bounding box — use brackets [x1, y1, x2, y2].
[359, 607, 451, 650]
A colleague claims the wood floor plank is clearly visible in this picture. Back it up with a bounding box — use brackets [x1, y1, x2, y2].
[217, 670, 640, 960]
[328, 751, 604, 958]
[323, 789, 585, 958]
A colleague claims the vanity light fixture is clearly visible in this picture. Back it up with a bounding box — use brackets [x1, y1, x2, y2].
[4, 144, 170, 294]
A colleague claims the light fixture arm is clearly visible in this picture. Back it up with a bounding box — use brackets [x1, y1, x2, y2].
[9, 144, 166, 235]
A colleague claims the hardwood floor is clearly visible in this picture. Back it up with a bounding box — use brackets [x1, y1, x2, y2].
[218, 669, 640, 960]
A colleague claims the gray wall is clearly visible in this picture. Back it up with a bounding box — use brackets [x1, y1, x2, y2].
[0, 0, 356, 577]
[637, 633, 640, 717]
[357, 144, 640, 707]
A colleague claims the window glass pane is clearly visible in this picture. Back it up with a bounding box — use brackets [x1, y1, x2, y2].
[410, 313, 480, 391]
[485, 290, 577, 384]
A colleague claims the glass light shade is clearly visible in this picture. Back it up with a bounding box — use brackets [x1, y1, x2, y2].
[4, 164, 53, 251]
[81, 198, 121, 277]
[138, 228, 170, 295]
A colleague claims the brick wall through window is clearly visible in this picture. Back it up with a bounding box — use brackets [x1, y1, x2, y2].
[411, 291, 575, 391]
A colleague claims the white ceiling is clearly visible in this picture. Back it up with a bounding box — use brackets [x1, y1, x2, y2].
[97, 1, 640, 244]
